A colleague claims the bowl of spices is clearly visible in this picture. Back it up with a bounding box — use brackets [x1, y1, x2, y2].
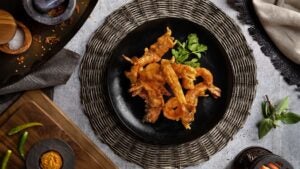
[26, 139, 74, 169]
[233, 146, 294, 169]
[22, 0, 76, 25]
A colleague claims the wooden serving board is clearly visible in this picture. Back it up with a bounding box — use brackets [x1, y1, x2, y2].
[0, 90, 116, 169]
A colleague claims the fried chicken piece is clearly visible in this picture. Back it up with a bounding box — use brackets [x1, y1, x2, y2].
[163, 97, 184, 121]
[172, 62, 197, 89]
[128, 63, 170, 123]
[140, 81, 164, 123]
[129, 63, 170, 97]
[163, 82, 209, 129]
[196, 67, 221, 98]
[182, 83, 209, 129]
[161, 59, 186, 105]
[185, 83, 208, 114]
[124, 27, 175, 83]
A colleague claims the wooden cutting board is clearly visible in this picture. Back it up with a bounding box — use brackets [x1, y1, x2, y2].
[0, 90, 116, 169]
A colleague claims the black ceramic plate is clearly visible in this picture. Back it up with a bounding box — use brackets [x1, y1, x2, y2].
[107, 18, 233, 145]
[0, 0, 97, 88]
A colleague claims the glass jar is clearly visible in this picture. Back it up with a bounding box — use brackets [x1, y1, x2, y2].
[233, 146, 294, 169]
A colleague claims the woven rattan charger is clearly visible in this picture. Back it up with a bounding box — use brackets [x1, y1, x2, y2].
[80, 0, 257, 168]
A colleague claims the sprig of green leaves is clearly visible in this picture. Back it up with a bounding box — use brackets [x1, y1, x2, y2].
[171, 34, 207, 68]
[258, 96, 300, 139]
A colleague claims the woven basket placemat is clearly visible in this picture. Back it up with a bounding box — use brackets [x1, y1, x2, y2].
[80, 0, 257, 168]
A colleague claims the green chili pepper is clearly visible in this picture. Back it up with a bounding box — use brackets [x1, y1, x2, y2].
[8, 122, 43, 136]
[18, 131, 29, 159]
[1, 150, 12, 169]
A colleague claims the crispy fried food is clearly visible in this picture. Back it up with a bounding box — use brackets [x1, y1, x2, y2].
[164, 82, 209, 129]
[124, 27, 221, 129]
[182, 82, 208, 129]
[124, 27, 175, 123]
[137, 27, 174, 66]
[196, 67, 221, 98]
[161, 59, 186, 105]
[140, 81, 164, 123]
[163, 97, 184, 121]
[124, 27, 175, 84]
[172, 62, 197, 89]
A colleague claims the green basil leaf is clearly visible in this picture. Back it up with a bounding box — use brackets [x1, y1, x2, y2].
[258, 118, 273, 139]
[173, 33, 207, 68]
[171, 49, 178, 58]
[176, 40, 183, 47]
[182, 42, 186, 48]
[190, 58, 198, 63]
[184, 60, 200, 68]
[188, 44, 198, 51]
[275, 96, 289, 114]
[193, 52, 201, 58]
[187, 33, 199, 45]
[262, 101, 267, 118]
[281, 112, 300, 124]
[196, 44, 208, 52]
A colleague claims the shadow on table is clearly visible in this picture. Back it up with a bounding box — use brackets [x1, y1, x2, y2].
[225, 160, 234, 169]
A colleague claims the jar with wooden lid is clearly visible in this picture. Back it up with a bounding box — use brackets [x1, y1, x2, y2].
[233, 147, 293, 169]
[0, 10, 17, 45]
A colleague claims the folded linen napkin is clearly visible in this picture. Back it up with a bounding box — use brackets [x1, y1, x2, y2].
[0, 49, 80, 111]
[252, 0, 300, 64]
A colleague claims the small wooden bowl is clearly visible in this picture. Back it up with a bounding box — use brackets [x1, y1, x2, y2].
[0, 10, 17, 45]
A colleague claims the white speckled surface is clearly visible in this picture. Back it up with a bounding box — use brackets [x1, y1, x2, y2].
[54, 0, 300, 168]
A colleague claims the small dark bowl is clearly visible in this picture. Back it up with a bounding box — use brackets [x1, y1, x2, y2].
[26, 139, 75, 169]
[22, 0, 75, 25]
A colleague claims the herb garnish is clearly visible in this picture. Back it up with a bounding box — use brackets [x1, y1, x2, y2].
[172, 34, 207, 68]
[258, 95, 300, 139]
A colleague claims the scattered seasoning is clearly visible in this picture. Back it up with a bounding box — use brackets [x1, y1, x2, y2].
[60, 17, 74, 28]
[45, 36, 60, 45]
[16, 56, 25, 65]
[47, 5, 65, 17]
[1, 150, 12, 169]
[18, 131, 29, 159]
[40, 151, 63, 169]
[33, 35, 42, 43]
[75, 4, 80, 14]
[8, 122, 43, 136]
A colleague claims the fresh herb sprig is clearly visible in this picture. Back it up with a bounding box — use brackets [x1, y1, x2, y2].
[258, 95, 300, 139]
[171, 34, 207, 68]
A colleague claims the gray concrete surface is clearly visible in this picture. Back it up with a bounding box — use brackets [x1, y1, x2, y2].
[53, 0, 300, 168]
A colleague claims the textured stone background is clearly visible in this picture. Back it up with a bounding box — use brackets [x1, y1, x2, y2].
[52, 0, 300, 168]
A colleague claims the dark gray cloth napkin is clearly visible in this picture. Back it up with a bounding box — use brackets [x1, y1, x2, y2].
[0, 48, 80, 112]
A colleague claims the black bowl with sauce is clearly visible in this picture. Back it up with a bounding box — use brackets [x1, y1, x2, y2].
[26, 139, 75, 169]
